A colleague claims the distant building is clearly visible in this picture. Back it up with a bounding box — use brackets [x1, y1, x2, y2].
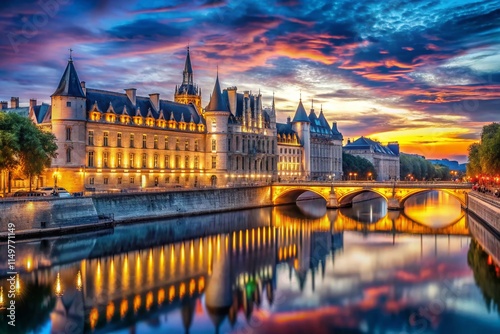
[428, 159, 466, 172]
[343, 137, 400, 181]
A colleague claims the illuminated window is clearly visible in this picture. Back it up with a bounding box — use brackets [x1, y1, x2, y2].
[211, 139, 216, 151]
[164, 155, 170, 168]
[103, 152, 108, 168]
[185, 139, 190, 150]
[130, 133, 135, 148]
[130, 177, 134, 184]
[103, 132, 109, 147]
[89, 177, 94, 184]
[154, 154, 158, 168]
[117, 153, 122, 168]
[194, 140, 199, 151]
[118, 177, 122, 184]
[194, 156, 199, 169]
[175, 155, 180, 169]
[88, 131, 94, 146]
[211, 156, 216, 169]
[129, 153, 135, 168]
[142, 153, 147, 168]
[142, 134, 147, 149]
[154, 135, 158, 149]
[88, 151, 94, 167]
[164, 137, 169, 150]
[104, 177, 109, 185]
[184, 155, 189, 169]
[117, 133, 122, 147]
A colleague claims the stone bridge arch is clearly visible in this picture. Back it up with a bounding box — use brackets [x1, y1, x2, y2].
[397, 188, 468, 209]
[272, 186, 330, 205]
[337, 189, 390, 207]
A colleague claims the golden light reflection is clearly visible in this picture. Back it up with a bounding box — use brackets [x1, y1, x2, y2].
[90, 308, 98, 330]
[158, 288, 165, 305]
[123, 254, 129, 291]
[109, 259, 115, 295]
[198, 277, 205, 293]
[146, 291, 153, 311]
[15, 274, 20, 294]
[0, 287, 4, 306]
[180, 282, 186, 298]
[106, 302, 115, 322]
[135, 254, 141, 288]
[170, 245, 176, 274]
[26, 259, 32, 272]
[189, 278, 196, 296]
[120, 299, 128, 319]
[160, 247, 165, 281]
[133, 295, 141, 314]
[169, 285, 175, 302]
[148, 249, 154, 286]
[96, 260, 102, 297]
[76, 270, 82, 291]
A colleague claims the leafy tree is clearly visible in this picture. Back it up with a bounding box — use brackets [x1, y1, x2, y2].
[466, 123, 500, 178]
[467, 143, 481, 177]
[342, 152, 377, 180]
[0, 112, 57, 191]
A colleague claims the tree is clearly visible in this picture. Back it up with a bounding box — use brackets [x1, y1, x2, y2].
[342, 152, 377, 180]
[0, 112, 57, 191]
[466, 123, 500, 178]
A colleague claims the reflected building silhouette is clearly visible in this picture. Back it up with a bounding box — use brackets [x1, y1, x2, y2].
[0, 195, 475, 333]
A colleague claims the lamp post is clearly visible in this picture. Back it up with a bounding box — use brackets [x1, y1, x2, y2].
[367, 172, 372, 181]
[349, 172, 352, 180]
[354, 172, 357, 181]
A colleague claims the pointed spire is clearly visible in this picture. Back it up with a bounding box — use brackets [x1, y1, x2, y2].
[205, 72, 229, 112]
[51, 58, 85, 98]
[272, 91, 275, 112]
[311, 99, 314, 110]
[182, 46, 193, 85]
[292, 100, 310, 123]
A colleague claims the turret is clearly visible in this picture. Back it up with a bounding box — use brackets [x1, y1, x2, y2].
[204, 72, 230, 186]
[50, 53, 88, 192]
[291, 99, 311, 179]
[175, 47, 202, 111]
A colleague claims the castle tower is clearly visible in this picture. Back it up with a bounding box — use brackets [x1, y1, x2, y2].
[204, 72, 230, 187]
[50, 54, 87, 192]
[291, 98, 311, 179]
[174, 47, 202, 111]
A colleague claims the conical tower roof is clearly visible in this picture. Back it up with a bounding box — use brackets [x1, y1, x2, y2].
[182, 46, 194, 85]
[292, 100, 310, 123]
[51, 59, 85, 98]
[205, 73, 229, 112]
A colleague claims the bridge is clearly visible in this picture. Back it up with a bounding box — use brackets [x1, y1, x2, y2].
[272, 181, 472, 210]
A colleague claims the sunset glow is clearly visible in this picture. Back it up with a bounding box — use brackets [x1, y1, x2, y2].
[1, 0, 499, 162]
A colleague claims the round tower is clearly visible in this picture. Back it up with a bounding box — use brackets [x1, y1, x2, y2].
[204, 72, 230, 187]
[50, 55, 87, 192]
[291, 99, 311, 179]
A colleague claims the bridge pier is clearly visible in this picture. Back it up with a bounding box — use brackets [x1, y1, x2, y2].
[327, 192, 340, 209]
[387, 198, 403, 211]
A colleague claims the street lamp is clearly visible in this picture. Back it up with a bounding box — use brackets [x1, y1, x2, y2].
[367, 172, 372, 181]
[329, 173, 335, 192]
[349, 172, 352, 180]
[354, 172, 358, 181]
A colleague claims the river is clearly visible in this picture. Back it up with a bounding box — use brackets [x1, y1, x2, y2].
[0, 191, 499, 333]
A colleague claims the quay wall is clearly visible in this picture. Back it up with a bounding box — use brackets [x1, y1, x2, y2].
[468, 192, 500, 235]
[0, 187, 273, 234]
[91, 186, 273, 223]
[0, 197, 98, 231]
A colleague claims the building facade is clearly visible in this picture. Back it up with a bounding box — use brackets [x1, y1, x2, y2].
[343, 137, 400, 181]
[276, 100, 343, 181]
[32, 49, 277, 193]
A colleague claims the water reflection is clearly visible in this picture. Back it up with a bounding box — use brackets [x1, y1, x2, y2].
[0, 192, 498, 334]
[404, 191, 464, 228]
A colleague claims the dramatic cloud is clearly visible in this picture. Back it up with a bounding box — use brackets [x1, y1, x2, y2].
[1, 0, 499, 162]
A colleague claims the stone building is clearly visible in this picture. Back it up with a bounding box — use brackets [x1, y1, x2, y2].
[276, 99, 343, 181]
[30, 48, 277, 193]
[343, 137, 400, 181]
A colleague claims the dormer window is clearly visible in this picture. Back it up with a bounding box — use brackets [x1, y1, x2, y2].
[66, 101, 71, 107]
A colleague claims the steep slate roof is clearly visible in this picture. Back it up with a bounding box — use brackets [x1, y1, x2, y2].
[276, 122, 296, 136]
[344, 137, 397, 155]
[292, 100, 310, 123]
[85, 88, 203, 124]
[205, 75, 229, 112]
[1, 107, 29, 117]
[331, 122, 343, 140]
[52, 60, 85, 98]
[32, 103, 51, 123]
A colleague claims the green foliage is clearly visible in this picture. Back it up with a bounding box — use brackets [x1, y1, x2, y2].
[342, 152, 377, 180]
[399, 153, 449, 180]
[0, 112, 57, 189]
[467, 123, 500, 177]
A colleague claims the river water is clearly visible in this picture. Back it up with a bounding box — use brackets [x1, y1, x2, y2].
[1, 191, 499, 333]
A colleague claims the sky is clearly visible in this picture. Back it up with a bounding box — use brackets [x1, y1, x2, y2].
[0, 0, 499, 162]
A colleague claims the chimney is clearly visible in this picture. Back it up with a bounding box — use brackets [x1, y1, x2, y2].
[125, 88, 136, 106]
[287, 116, 291, 124]
[80, 81, 86, 96]
[347, 138, 351, 144]
[226, 86, 237, 115]
[149, 93, 160, 111]
[29, 99, 37, 108]
[10, 97, 19, 109]
[0, 101, 7, 110]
